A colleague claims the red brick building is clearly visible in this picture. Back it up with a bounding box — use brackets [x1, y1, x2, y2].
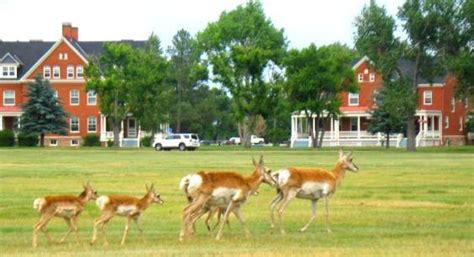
[0, 23, 144, 146]
[290, 56, 471, 147]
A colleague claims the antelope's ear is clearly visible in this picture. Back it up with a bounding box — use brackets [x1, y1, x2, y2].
[347, 151, 353, 159]
[252, 157, 257, 167]
[259, 155, 264, 165]
[86, 181, 91, 187]
[339, 148, 344, 159]
[150, 183, 155, 191]
[145, 184, 149, 192]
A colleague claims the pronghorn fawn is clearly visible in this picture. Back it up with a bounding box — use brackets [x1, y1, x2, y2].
[179, 176, 259, 235]
[32, 182, 98, 248]
[179, 156, 275, 241]
[270, 149, 359, 234]
[90, 184, 163, 246]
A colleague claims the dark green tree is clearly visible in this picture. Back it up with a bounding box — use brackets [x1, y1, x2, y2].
[20, 75, 68, 146]
[284, 43, 357, 148]
[368, 80, 416, 148]
[198, 0, 287, 147]
[85, 42, 133, 147]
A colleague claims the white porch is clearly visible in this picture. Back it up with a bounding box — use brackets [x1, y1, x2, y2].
[99, 114, 141, 147]
[0, 111, 22, 131]
[415, 110, 443, 147]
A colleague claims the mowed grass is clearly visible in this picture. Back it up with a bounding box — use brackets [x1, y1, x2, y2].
[0, 146, 473, 257]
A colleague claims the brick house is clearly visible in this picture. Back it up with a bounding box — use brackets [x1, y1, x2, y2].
[290, 56, 471, 147]
[0, 23, 145, 147]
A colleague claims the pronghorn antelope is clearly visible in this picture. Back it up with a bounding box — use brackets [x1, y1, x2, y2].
[179, 176, 260, 234]
[179, 156, 275, 241]
[270, 149, 359, 234]
[32, 182, 98, 248]
[90, 184, 163, 246]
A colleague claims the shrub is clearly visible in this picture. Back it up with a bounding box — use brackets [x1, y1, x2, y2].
[141, 136, 153, 147]
[107, 139, 114, 147]
[17, 133, 38, 146]
[0, 130, 15, 147]
[83, 134, 101, 147]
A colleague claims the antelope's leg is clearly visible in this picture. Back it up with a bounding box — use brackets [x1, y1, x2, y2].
[204, 207, 216, 235]
[33, 213, 54, 248]
[323, 195, 332, 233]
[120, 216, 133, 245]
[71, 216, 80, 245]
[215, 201, 236, 240]
[269, 192, 283, 231]
[91, 211, 114, 245]
[232, 206, 250, 238]
[179, 194, 209, 241]
[59, 218, 73, 243]
[277, 188, 298, 235]
[300, 199, 318, 232]
[133, 215, 145, 243]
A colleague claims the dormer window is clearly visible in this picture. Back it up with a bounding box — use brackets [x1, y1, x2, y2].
[0, 53, 21, 79]
[0, 65, 17, 78]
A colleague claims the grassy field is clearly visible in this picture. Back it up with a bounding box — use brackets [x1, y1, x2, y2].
[0, 146, 473, 256]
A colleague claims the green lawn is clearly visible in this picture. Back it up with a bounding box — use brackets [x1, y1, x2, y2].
[0, 146, 473, 256]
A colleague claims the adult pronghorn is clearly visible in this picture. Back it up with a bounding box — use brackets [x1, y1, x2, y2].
[270, 149, 359, 234]
[90, 184, 163, 246]
[179, 156, 275, 241]
[32, 182, 98, 248]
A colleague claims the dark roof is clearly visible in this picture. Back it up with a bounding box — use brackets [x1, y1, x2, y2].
[0, 39, 146, 80]
[0, 41, 54, 78]
[396, 59, 445, 84]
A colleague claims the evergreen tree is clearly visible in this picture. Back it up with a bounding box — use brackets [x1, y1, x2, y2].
[20, 75, 68, 146]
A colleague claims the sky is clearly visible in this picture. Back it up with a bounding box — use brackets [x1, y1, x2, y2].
[0, 0, 405, 50]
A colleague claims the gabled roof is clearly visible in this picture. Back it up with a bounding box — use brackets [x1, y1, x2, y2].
[0, 52, 23, 65]
[0, 41, 54, 78]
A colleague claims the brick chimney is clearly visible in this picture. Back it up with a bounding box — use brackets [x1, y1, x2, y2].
[62, 22, 78, 41]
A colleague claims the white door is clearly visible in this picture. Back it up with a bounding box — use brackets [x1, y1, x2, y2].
[128, 118, 137, 138]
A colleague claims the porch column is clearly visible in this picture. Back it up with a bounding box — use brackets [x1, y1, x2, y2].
[0, 115, 3, 130]
[438, 114, 443, 139]
[292, 116, 296, 138]
[430, 115, 435, 136]
[423, 114, 428, 134]
[334, 118, 340, 144]
[330, 117, 334, 139]
[312, 116, 316, 138]
[357, 115, 361, 139]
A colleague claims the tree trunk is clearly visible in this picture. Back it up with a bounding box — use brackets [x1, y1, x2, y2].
[385, 131, 390, 148]
[40, 133, 45, 147]
[176, 83, 182, 133]
[242, 114, 254, 148]
[406, 115, 416, 151]
[318, 127, 326, 148]
[308, 113, 318, 148]
[113, 119, 121, 147]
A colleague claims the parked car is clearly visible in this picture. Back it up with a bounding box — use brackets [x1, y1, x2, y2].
[153, 133, 200, 151]
[226, 135, 265, 145]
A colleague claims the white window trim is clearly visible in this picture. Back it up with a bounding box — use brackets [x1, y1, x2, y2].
[76, 65, 84, 79]
[43, 66, 51, 79]
[459, 117, 463, 132]
[70, 117, 80, 133]
[53, 66, 60, 79]
[451, 97, 455, 113]
[423, 91, 432, 105]
[87, 90, 97, 106]
[3, 90, 15, 106]
[357, 73, 363, 82]
[67, 65, 74, 79]
[49, 139, 58, 147]
[87, 117, 97, 132]
[70, 139, 79, 146]
[445, 116, 449, 129]
[369, 73, 375, 82]
[348, 93, 359, 106]
[70, 89, 79, 106]
[0, 65, 17, 78]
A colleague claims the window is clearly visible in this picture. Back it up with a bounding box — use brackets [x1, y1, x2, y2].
[43, 66, 51, 79]
[76, 65, 83, 78]
[67, 65, 74, 79]
[424, 91, 432, 105]
[70, 89, 79, 105]
[87, 116, 97, 132]
[70, 117, 79, 133]
[349, 93, 359, 106]
[0, 65, 16, 78]
[451, 97, 455, 112]
[87, 90, 96, 105]
[369, 73, 375, 82]
[445, 116, 449, 129]
[358, 73, 363, 82]
[3, 90, 15, 105]
[459, 117, 463, 131]
[54, 90, 58, 99]
[372, 89, 380, 104]
[49, 139, 58, 146]
[350, 117, 358, 131]
[64, 53, 68, 60]
[53, 65, 60, 79]
[70, 139, 79, 146]
[59, 53, 63, 60]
